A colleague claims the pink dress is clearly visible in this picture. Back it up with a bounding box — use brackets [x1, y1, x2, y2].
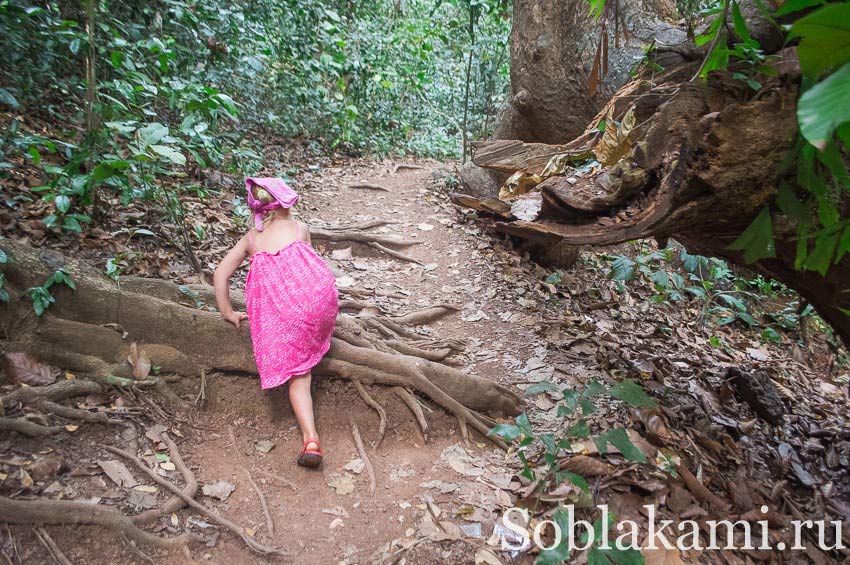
[245, 235, 338, 389]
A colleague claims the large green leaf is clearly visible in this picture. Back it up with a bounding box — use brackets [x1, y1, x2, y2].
[594, 428, 647, 463]
[0, 88, 20, 108]
[150, 144, 186, 165]
[607, 380, 657, 408]
[727, 206, 776, 263]
[798, 62, 850, 150]
[790, 4, 850, 78]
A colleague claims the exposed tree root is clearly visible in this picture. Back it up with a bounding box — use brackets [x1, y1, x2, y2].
[311, 227, 417, 247]
[133, 433, 199, 526]
[0, 497, 192, 549]
[391, 163, 425, 174]
[105, 445, 288, 556]
[348, 182, 391, 192]
[240, 466, 275, 537]
[0, 241, 522, 450]
[392, 387, 429, 443]
[351, 380, 387, 448]
[33, 527, 72, 565]
[367, 242, 423, 265]
[351, 423, 376, 495]
[0, 417, 60, 436]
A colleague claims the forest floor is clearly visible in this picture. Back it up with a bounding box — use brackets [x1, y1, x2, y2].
[2, 152, 850, 564]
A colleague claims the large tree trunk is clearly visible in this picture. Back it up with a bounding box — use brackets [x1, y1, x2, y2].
[0, 241, 522, 443]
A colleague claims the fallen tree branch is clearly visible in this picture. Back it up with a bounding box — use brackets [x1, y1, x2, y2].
[104, 445, 288, 556]
[0, 497, 192, 549]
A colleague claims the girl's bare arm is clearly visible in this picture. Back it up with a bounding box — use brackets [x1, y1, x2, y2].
[214, 234, 250, 328]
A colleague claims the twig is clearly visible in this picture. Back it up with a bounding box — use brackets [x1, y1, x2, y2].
[676, 463, 730, 510]
[104, 445, 288, 556]
[367, 242, 423, 265]
[391, 163, 425, 174]
[351, 380, 387, 448]
[351, 423, 376, 495]
[348, 183, 390, 192]
[239, 466, 275, 536]
[133, 433, 199, 525]
[33, 527, 72, 565]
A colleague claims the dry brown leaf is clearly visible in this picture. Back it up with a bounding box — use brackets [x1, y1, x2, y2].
[594, 106, 635, 166]
[559, 455, 609, 477]
[637, 407, 669, 444]
[127, 342, 151, 380]
[641, 545, 685, 565]
[0, 352, 60, 386]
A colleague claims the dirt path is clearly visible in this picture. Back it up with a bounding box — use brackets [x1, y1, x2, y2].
[11, 160, 568, 564]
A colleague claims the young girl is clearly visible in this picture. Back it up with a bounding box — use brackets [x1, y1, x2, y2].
[214, 177, 338, 468]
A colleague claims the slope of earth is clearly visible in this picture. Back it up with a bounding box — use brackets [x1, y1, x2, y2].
[2, 157, 849, 564]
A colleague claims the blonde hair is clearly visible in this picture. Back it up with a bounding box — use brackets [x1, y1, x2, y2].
[251, 186, 290, 227]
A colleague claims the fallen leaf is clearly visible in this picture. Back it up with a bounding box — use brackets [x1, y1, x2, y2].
[127, 342, 151, 380]
[330, 247, 353, 260]
[64, 424, 79, 432]
[327, 474, 355, 495]
[133, 485, 158, 493]
[202, 480, 235, 501]
[98, 460, 138, 488]
[343, 458, 365, 474]
[254, 440, 275, 453]
[641, 544, 685, 565]
[0, 352, 60, 386]
[475, 548, 502, 564]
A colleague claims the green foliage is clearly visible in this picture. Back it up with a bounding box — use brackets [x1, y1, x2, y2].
[25, 268, 75, 316]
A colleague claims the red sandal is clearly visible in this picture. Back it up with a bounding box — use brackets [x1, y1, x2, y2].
[297, 437, 323, 468]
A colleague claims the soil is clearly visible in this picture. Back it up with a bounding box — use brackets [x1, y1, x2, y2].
[3, 159, 849, 564]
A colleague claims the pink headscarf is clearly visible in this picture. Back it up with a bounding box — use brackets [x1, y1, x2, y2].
[245, 177, 299, 231]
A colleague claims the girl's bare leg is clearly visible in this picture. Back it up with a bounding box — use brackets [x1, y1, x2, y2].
[289, 372, 319, 450]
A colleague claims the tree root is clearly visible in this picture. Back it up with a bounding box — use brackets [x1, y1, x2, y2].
[1, 379, 102, 410]
[348, 182, 390, 192]
[0, 497, 192, 549]
[367, 242, 423, 264]
[351, 380, 387, 448]
[239, 466, 274, 537]
[310, 228, 418, 247]
[33, 527, 72, 565]
[351, 423, 376, 495]
[133, 433, 199, 526]
[392, 387, 429, 443]
[33, 400, 121, 425]
[0, 417, 61, 436]
[104, 445, 288, 556]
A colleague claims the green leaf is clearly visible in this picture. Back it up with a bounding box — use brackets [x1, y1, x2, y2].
[526, 382, 559, 395]
[804, 232, 839, 275]
[727, 206, 776, 263]
[594, 428, 647, 463]
[776, 182, 806, 221]
[54, 195, 71, 214]
[776, 0, 824, 16]
[138, 123, 169, 146]
[566, 420, 590, 438]
[0, 250, 7, 263]
[790, 4, 850, 78]
[92, 163, 115, 183]
[559, 471, 589, 493]
[798, 62, 850, 150]
[607, 379, 657, 408]
[536, 507, 573, 564]
[213, 93, 238, 117]
[488, 423, 521, 441]
[150, 144, 186, 165]
[0, 88, 19, 108]
[730, 0, 752, 44]
[610, 256, 635, 281]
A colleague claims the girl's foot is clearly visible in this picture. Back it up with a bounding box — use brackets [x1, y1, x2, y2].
[297, 437, 322, 468]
